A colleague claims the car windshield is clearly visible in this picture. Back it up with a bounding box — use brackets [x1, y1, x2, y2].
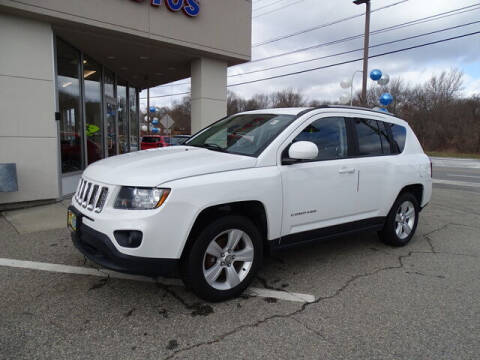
[185, 113, 297, 157]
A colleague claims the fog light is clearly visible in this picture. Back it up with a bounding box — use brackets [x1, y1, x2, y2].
[114, 230, 143, 248]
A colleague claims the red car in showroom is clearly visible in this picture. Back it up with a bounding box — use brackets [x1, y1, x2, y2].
[140, 136, 171, 150]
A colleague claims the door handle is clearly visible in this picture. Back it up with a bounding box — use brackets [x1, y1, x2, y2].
[338, 167, 356, 174]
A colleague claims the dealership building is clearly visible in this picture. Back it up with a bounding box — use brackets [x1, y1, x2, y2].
[0, 0, 251, 206]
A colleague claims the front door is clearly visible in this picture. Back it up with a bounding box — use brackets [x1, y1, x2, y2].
[280, 116, 359, 237]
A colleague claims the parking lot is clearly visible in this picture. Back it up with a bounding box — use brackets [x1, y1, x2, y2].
[1, 159, 480, 360]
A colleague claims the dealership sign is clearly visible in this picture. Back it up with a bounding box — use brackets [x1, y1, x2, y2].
[132, 0, 200, 17]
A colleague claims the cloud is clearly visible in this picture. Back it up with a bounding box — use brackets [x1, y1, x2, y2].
[142, 0, 480, 108]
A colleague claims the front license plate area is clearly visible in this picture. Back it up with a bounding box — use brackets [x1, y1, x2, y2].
[67, 209, 81, 232]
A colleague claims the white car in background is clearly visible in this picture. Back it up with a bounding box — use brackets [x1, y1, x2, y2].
[68, 106, 432, 301]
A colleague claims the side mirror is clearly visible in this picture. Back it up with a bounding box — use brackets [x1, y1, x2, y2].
[288, 141, 318, 161]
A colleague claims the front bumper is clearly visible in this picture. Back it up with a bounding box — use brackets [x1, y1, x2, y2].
[69, 206, 179, 277]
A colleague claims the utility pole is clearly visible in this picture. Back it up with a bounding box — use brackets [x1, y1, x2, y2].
[354, 0, 371, 106]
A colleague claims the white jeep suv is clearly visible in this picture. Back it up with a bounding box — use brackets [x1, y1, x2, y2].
[68, 106, 432, 301]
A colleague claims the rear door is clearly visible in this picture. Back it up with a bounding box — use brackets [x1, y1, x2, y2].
[348, 117, 394, 218]
[280, 116, 359, 237]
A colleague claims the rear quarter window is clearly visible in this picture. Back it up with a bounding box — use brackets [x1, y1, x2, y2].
[387, 123, 407, 153]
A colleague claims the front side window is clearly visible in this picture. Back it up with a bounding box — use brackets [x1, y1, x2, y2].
[354, 118, 383, 156]
[293, 117, 348, 160]
[186, 114, 297, 157]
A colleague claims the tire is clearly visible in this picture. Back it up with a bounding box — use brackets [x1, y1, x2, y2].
[181, 215, 263, 302]
[379, 192, 419, 247]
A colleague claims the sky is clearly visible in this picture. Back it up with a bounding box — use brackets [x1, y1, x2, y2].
[140, 0, 480, 110]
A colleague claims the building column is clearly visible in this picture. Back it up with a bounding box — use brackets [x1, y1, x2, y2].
[0, 14, 59, 205]
[190, 57, 227, 134]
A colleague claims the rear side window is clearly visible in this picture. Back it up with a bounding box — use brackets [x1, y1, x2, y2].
[353, 118, 383, 156]
[388, 123, 407, 153]
[294, 117, 348, 160]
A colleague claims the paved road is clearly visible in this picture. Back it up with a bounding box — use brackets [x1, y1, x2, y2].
[432, 157, 480, 193]
[1, 159, 479, 359]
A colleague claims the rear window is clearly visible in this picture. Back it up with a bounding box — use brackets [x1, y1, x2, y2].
[142, 137, 159, 143]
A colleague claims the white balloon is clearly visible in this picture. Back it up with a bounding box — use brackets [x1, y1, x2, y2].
[378, 73, 390, 86]
[340, 79, 352, 89]
[339, 94, 351, 104]
[141, 125, 148, 132]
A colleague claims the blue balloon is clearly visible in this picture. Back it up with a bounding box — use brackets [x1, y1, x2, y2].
[152, 119, 159, 125]
[151, 127, 160, 134]
[379, 93, 393, 106]
[370, 69, 382, 81]
[149, 106, 156, 113]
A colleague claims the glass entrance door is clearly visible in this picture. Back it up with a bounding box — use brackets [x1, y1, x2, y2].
[104, 70, 117, 157]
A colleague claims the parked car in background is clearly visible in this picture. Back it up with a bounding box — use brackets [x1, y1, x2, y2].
[140, 135, 170, 150]
[69, 106, 432, 302]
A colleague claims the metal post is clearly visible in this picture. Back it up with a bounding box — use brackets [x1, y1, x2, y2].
[350, 70, 363, 106]
[354, 0, 371, 106]
[147, 87, 150, 134]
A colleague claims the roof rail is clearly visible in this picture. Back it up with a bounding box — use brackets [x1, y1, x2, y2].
[296, 105, 394, 119]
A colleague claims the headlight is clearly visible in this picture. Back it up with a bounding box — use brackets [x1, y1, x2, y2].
[114, 187, 170, 210]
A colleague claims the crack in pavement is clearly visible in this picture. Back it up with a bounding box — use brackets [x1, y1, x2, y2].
[162, 250, 426, 359]
[163, 222, 480, 358]
[155, 280, 215, 317]
[291, 317, 334, 345]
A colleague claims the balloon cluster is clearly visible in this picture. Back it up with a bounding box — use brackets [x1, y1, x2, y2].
[338, 69, 393, 108]
[370, 69, 393, 110]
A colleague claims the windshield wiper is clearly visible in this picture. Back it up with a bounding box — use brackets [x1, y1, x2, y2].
[202, 143, 226, 152]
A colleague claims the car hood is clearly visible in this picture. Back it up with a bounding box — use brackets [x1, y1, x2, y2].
[83, 146, 257, 187]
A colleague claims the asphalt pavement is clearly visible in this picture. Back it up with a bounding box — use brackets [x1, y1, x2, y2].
[1, 157, 479, 359]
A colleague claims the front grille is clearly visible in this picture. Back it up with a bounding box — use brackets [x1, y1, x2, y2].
[74, 178, 109, 213]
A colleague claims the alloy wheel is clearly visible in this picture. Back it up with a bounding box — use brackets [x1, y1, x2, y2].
[202, 229, 254, 291]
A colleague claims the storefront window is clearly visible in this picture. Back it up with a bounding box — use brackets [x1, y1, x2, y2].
[117, 79, 128, 154]
[56, 37, 139, 176]
[104, 70, 117, 157]
[57, 39, 82, 173]
[129, 86, 139, 151]
[83, 56, 103, 164]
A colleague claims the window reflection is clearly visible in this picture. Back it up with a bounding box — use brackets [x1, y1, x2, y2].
[57, 39, 82, 173]
[83, 56, 103, 164]
[295, 117, 348, 160]
[129, 86, 139, 152]
[118, 79, 128, 154]
[56, 38, 140, 172]
[354, 119, 383, 156]
[104, 70, 117, 157]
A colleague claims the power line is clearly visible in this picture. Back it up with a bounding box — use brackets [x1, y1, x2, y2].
[253, 0, 305, 18]
[155, 4, 480, 88]
[253, 0, 289, 12]
[248, 4, 480, 64]
[229, 20, 480, 78]
[252, 0, 409, 46]
[228, 30, 480, 87]
[142, 30, 480, 99]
